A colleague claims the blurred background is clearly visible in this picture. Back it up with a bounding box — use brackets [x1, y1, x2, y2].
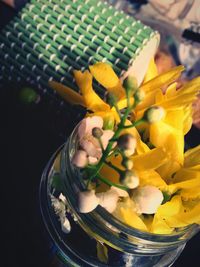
[1, 1, 199, 267]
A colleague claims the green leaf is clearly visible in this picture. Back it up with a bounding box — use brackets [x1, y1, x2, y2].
[162, 191, 172, 204]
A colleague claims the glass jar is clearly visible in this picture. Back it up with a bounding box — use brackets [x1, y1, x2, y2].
[40, 126, 200, 267]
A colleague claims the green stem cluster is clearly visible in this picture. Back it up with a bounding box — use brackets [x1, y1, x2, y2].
[86, 87, 144, 190]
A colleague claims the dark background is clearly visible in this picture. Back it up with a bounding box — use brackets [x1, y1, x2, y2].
[1, 2, 200, 267]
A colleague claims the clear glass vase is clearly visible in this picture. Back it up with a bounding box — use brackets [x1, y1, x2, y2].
[40, 126, 200, 267]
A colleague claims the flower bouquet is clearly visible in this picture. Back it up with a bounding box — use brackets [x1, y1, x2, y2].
[50, 59, 200, 233]
[41, 59, 200, 266]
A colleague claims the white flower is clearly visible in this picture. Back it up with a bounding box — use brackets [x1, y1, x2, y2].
[97, 189, 119, 213]
[72, 150, 88, 168]
[80, 137, 102, 158]
[110, 186, 129, 198]
[78, 186, 129, 214]
[132, 185, 163, 214]
[78, 116, 104, 140]
[96, 187, 129, 213]
[78, 190, 100, 213]
[76, 116, 114, 164]
[88, 156, 98, 165]
[101, 130, 115, 150]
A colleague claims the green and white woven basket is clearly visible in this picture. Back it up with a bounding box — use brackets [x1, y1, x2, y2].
[0, 0, 160, 97]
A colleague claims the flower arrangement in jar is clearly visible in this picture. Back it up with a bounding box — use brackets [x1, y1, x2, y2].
[50, 59, 200, 235]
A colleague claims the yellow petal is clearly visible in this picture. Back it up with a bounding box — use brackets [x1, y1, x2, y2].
[162, 107, 192, 138]
[151, 195, 183, 234]
[116, 97, 134, 110]
[158, 77, 200, 110]
[49, 81, 85, 106]
[177, 77, 200, 98]
[113, 198, 147, 231]
[131, 147, 168, 171]
[150, 118, 184, 180]
[136, 89, 160, 114]
[184, 145, 200, 168]
[155, 89, 164, 103]
[173, 168, 200, 183]
[157, 160, 181, 182]
[138, 170, 167, 190]
[161, 106, 192, 139]
[151, 216, 174, 234]
[180, 187, 200, 201]
[140, 65, 184, 94]
[188, 165, 200, 171]
[182, 199, 199, 212]
[183, 106, 193, 135]
[150, 120, 184, 165]
[167, 177, 200, 194]
[163, 109, 184, 131]
[108, 82, 126, 100]
[89, 62, 119, 89]
[142, 215, 154, 232]
[166, 201, 200, 227]
[157, 195, 183, 217]
[119, 207, 148, 231]
[143, 58, 158, 83]
[160, 94, 197, 110]
[74, 70, 110, 112]
[165, 82, 177, 98]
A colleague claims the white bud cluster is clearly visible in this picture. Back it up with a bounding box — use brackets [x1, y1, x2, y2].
[72, 116, 115, 168]
[78, 187, 129, 214]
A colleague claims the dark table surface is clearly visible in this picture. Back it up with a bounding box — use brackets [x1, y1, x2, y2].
[1, 2, 200, 267]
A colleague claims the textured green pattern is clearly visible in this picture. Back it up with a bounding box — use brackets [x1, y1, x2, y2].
[0, 0, 158, 96]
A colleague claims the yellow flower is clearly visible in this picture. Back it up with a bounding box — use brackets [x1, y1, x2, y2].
[143, 58, 158, 83]
[89, 62, 125, 99]
[136, 64, 185, 112]
[151, 195, 182, 234]
[167, 145, 200, 197]
[113, 198, 148, 231]
[150, 111, 184, 180]
[49, 62, 131, 124]
[134, 60, 199, 181]
[73, 70, 110, 112]
[165, 200, 200, 228]
[149, 146, 200, 232]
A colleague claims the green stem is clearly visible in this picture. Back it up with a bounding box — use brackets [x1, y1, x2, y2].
[108, 147, 120, 158]
[97, 174, 128, 191]
[86, 87, 144, 189]
[123, 119, 145, 129]
[88, 106, 131, 182]
[113, 102, 122, 120]
[105, 160, 123, 174]
[126, 92, 131, 109]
